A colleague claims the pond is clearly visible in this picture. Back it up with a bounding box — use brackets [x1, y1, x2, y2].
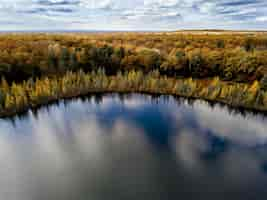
[0, 94, 267, 200]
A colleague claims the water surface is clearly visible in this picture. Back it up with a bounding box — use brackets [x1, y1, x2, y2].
[1, 94, 267, 200]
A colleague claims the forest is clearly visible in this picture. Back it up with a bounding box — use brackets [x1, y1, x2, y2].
[0, 32, 267, 116]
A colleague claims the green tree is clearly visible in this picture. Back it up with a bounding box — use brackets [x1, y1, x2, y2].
[188, 50, 205, 76]
[244, 38, 254, 52]
[260, 75, 267, 91]
[138, 49, 162, 71]
[216, 40, 225, 48]
[48, 47, 58, 71]
[59, 47, 70, 72]
[69, 51, 78, 71]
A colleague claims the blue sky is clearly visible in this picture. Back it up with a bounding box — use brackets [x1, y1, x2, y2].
[0, 0, 267, 31]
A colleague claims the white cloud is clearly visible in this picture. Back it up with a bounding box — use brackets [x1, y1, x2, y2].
[79, 0, 114, 9]
[0, 0, 267, 30]
[256, 16, 267, 22]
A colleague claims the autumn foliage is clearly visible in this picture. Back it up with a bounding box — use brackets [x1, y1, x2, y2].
[0, 33, 267, 83]
[0, 32, 267, 116]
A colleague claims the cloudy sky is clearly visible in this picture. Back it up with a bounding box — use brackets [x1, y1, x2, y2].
[0, 0, 267, 31]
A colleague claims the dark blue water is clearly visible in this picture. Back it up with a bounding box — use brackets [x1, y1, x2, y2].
[1, 94, 267, 200]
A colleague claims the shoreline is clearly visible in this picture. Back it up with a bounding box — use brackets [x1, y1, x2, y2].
[1, 71, 267, 118]
[1, 90, 266, 119]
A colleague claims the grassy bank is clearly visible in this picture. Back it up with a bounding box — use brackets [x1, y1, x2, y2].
[1, 69, 267, 118]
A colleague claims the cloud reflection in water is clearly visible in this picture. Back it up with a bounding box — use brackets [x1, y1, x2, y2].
[0, 94, 267, 200]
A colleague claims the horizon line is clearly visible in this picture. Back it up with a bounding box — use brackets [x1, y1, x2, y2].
[1, 29, 267, 33]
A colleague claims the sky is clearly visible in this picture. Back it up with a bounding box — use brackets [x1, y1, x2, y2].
[0, 0, 267, 31]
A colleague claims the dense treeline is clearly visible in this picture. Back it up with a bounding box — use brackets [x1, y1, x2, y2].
[1, 32, 267, 116]
[1, 69, 267, 117]
[0, 33, 267, 83]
